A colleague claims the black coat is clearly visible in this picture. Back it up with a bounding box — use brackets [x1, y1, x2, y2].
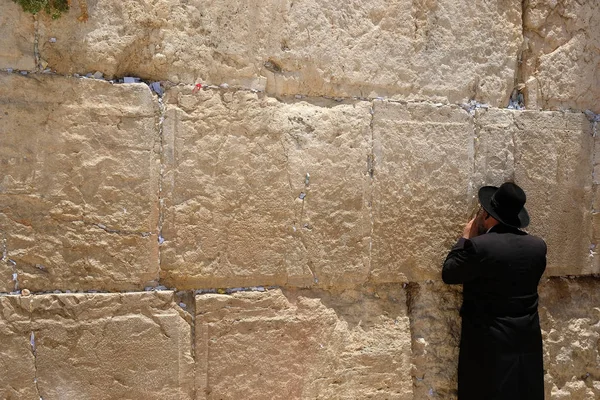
[442, 224, 547, 400]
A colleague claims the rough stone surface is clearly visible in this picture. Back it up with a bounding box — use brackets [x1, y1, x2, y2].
[38, 0, 520, 105]
[0, 0, 36, 71]
[371, 101, 474, 282]
[0, 265, 12, 293]
[161, 88, 371, 289]
[409, 278, 600, 400]
[0, 291, 194, 400]
[0, 73, 160, 291]
[0, 295, 37, 399]
[1, 234, 14, 291]
[474, 109, 594, 276]
[195, 288, 412, 399]
[522, 0, 600, 113]
[592, 134, 600, 273]
[513, 111, 593, 276]
[1, 1, 599, 398]
[539, 277, 600, 399]
[472, 108, 516, 188]
[408, 282, 462, 400]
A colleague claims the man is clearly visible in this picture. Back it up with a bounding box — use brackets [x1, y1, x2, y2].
[442, 182, 547, 400]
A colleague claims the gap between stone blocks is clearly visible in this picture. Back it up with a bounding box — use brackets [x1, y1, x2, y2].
[2, 274, 597, 298]
[154, 88, 167, 287]
[3, 67, 593, 116]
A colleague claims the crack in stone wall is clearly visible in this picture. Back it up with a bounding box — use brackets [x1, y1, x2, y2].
[1, 233, 19, 293]
[588, 110, 599, 263]
[468, 110, 478, 213]
[175, 290, 196, 399]
[155, 90, 167, 288]
[366, 100, 376, 285]
[514, 0, 528, 107]
[29, 330, 41, 399]
[32, 14, 40, 72]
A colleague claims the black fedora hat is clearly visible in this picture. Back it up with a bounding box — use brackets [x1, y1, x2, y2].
[478, 182, 530, 228]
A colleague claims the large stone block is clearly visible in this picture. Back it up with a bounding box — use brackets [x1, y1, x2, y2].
[522, 0, 600, 113]
[408, 282, 462, 400]
[0, 73, 160, 291]
[38, 0, 521, 105]
[0, 291, 194, 400]
[195, 288, 412, 399]
[475, 109, 594, 276]
[160, 88, 371, 289]
[513, 111, 593, 276]
[37, 0, 171, 81]
[371, 101, 474, 282]
[0, 0, 36, 70]
[0, 295, 37, 399]
[539, 277, 600, 399]
[472, 108, 516, 188]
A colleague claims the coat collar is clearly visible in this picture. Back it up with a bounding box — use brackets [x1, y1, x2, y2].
[487, 223, 525, 235]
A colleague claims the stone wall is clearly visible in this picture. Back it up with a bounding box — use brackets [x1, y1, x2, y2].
[1, 0, 599, 399]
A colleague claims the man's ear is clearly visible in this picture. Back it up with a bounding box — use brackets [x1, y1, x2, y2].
[484, 211, 491, 220]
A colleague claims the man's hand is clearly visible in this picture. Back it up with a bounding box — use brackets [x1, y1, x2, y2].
[462, 218, 476, 239]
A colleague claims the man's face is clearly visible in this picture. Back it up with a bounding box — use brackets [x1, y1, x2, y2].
[474, 206, 488, 235]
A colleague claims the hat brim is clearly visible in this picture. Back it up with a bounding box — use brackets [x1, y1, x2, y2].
[478, 186, 530, 229]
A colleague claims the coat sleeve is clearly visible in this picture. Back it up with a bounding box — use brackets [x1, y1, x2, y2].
[442, 237, 483, 284]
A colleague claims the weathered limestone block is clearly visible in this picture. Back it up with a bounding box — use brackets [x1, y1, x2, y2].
[0, 0, 36, 70]
[472, 108, 516, 188]
[161, 87, 371, 289]
[195, 288, 412, 399]
[475, 109, 594, 276]
[522, 0, 600, 113]
[0, 291, 194, 400]
[408, 281, 462, 400]
[371, 101, 474, 282]
[513, 111, 593, 276]
[0, 73, 160, 291]
[592, 133, 600, 272]
[0, 295, 37, 399]
[539, 277, 600, 399]
[38, 0, 521, 105]
[37, 0, 173, 81]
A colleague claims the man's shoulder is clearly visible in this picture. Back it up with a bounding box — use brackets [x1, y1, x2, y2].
[471, 228, 547, 253]
[526, 233, 547, 248]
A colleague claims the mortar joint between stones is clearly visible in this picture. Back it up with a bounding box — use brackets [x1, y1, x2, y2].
[156, 94, 167, 286]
